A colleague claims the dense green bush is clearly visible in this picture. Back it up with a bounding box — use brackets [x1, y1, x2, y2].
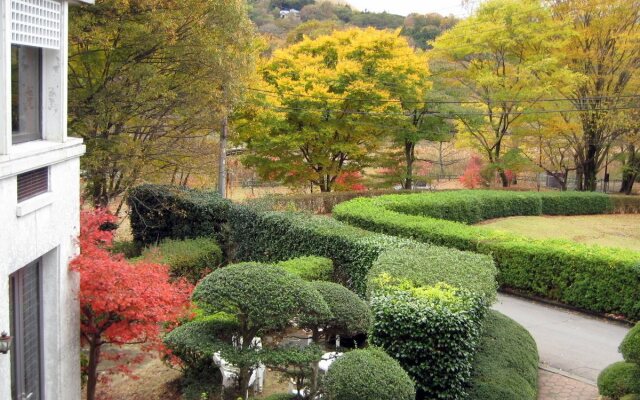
[142, 238, 222, 284]
[229, 204, 497, 298]
[368, 244, 497, 303]
[276, 256, 334, 282]
[128, 184, 231, 245]
[468, 310, 538, 400]
[308, 281, 371, 338]
[262, 394, 296, 400]
[611, 195, 640, 214]
[323, 348, 416, 400]
[597, 362, 640, 399]
[369, 285, 486, 400]
[334, 193, 640, 319]
[620, 324, 640, 364]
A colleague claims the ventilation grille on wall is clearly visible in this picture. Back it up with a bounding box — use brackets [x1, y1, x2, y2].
[11, 0, 61, 49]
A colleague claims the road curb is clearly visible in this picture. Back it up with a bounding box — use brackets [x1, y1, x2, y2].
[539, 364, 597, 387]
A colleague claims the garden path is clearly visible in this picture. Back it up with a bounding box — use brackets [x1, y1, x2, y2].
[493, 293, 630, 383]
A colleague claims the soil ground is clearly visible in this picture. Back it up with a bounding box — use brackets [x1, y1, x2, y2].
[480, 214, 640, 251]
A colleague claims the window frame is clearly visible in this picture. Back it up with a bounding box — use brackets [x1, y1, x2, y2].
[9, 260, 44, 400]
[11, 44, 43, 145]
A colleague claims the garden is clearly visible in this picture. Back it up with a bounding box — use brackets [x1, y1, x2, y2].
[73, 184, 640, 400]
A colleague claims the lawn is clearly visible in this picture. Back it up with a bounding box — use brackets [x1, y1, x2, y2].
[480, 214, 640, 251]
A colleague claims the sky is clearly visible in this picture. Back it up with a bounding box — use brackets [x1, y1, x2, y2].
[344, 0, 473, 17]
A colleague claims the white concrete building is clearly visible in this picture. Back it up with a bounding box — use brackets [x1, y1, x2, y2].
[0, 1, 90, 399]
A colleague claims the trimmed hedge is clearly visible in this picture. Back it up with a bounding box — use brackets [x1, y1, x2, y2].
[334, 192, 640, 320]
[370, 285, 485, 399]
[323, 348, 416, 400]
[620, 324, 640, 364]
[141, 238, 222, 284]
[468, 310, 539, 400]
[309, 281, 371, 337]
[597, 361, 640, 399]
[128, 184, 231, 246]
[229, 204, 496, 299]
[275, 256, 334, 282]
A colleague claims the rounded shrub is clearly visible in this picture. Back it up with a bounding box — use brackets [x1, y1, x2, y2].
[620, 323, 640, 364]
[142, 237, 222, 284]
[597, 361, 640, 399]
[323, 348, 415, 400]
[308, 281, 371, 337]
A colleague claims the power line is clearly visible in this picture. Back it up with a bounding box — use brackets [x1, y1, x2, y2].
[246, 86, 640, 106]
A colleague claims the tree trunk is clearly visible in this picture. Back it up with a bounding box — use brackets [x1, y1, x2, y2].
[499, 170, 509, 188]
[620, 145, 639, 195]
[404, 140, 415, 190]
[582, 144, 599, 191]
[86, 336, 101, 400]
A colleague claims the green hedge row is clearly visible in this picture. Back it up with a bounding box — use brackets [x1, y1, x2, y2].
[333, 193, 640, 320]
[128, 184, 231, 246]
[378, 190, 613, 224]
[468, 310, 539, 400]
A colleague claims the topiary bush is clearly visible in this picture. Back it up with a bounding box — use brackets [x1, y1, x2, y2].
[468, 310, 539, 400]
[276, 256, 334, 282]
[323, 348, 415, 400]
[620, 324, 640, 364]
[369, 284, 486, 400]
[128, 184, 231, 246]
[142, 238, 222, 284]
[307, 281, 371, 338]
[333, 192, 640, 320]
[597, 361, 640, 399]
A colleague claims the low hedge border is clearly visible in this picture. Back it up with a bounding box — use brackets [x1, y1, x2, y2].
[333, 191, 640, 320]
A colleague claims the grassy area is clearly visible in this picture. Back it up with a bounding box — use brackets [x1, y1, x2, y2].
[480, 214, 640, 251]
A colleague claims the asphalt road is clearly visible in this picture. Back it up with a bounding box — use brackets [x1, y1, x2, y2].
[493, 293, 631, 383]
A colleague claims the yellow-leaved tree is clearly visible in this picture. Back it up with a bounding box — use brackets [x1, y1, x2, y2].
[235, 28, 434, 192]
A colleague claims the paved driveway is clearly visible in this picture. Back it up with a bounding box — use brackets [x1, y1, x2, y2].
[493, 293, 631, 383]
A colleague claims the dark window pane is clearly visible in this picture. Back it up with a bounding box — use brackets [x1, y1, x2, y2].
[17, 168, 49, 202]
[9, 261, 42, 400]
[11, 45, 42, 144]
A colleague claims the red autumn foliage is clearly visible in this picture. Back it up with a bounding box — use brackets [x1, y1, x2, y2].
[459, 155, 485, 189]
[335, 171, 367, 191]
[71, 208, 192, 400]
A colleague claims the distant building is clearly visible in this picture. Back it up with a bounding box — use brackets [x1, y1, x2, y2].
[0, 1, 90, 399]
[280, 8, 300, 18]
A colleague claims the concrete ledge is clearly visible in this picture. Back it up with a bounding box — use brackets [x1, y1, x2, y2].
[16, 192, 54, 217]
[539, 363, 597, 386]
[0, 138, 85, 179]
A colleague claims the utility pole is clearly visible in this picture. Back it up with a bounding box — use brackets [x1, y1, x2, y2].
[218, 112, 228, 198]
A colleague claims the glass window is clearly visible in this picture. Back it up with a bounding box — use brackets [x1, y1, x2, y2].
[10, 261, 43, 400]
[11, 45, 42, 144]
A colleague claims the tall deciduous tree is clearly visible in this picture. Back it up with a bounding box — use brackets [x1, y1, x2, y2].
[431, 0, 577, 187]
[237, 28, 438, 192]
[552, 0, 640, 191]
[71, 209, 192, 400]
[69, 0, 257, 208]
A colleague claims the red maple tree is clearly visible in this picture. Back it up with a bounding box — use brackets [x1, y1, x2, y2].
[71, 209, 192, 400]
[459, 155, 485, 189]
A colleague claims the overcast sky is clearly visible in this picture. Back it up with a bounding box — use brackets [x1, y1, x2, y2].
[345, 0, 473, 17]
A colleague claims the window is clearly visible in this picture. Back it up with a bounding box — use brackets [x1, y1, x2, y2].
[17, 167, 49, 202]
[10, 261, 43, 400]
[11, 45, 42, 144]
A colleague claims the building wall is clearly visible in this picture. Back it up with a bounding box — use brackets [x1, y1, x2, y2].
[0, 140, 84, 400]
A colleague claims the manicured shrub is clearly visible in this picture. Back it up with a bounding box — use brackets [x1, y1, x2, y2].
[620, 324, 640, 364]
[468, 310, 538, 400]
[276, 256, 334, 282]
[334, 193, 640, 320]
[308, 281, 371, 338]
[597, 361, 640, 399]
[323, 348, 416, 400]
[367, 244, 497, 303]
[263, 394, 296, 400]
[369, 285, 485, 400]
[128, 184, 231, 245]
[142, 238, 222, 284]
